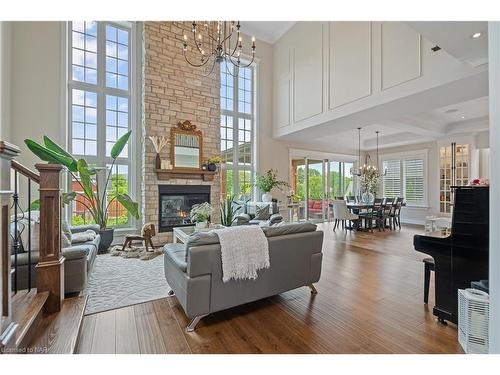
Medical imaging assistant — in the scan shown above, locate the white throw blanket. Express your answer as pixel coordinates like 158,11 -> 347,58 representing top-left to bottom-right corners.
212,225 -> 270,283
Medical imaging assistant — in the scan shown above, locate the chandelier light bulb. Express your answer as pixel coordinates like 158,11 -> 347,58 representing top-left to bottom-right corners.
183,34 -> 187,41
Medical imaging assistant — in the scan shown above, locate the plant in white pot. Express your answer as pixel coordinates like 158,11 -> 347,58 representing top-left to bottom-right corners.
255,169 -> 289,202
24,131 -> 139,252
190,202 -> 213,229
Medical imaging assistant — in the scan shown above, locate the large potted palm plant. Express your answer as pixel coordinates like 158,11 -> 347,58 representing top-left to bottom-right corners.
24,131 -> 139,252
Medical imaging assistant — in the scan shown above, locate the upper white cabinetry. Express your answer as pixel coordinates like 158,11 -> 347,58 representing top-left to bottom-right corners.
272,21 -> 486,137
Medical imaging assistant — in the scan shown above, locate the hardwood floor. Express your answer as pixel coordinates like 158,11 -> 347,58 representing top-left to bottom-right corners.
76,223 -> 463,354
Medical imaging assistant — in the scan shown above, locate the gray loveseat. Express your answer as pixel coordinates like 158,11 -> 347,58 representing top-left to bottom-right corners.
12,224 -> 100,294
163,222 -> 323,331
233,201 -> 284,226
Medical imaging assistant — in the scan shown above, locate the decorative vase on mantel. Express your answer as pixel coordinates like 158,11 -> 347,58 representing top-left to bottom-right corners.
155,153 -> 161,169
262,192 -> 273,202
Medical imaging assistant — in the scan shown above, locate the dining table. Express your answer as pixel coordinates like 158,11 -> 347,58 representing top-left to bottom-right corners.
345,202 -> 374,230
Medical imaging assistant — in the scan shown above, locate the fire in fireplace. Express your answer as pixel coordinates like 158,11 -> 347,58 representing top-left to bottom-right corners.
158,185 -> 210,232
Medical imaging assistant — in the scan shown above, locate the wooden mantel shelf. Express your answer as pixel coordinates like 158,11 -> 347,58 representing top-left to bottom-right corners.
156,168 -> 216,181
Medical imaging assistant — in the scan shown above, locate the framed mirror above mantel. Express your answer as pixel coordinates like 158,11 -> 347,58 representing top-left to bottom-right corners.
156,120 -> 216,181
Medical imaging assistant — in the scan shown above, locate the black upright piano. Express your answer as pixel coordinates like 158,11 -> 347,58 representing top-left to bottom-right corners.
413,186 -> 489,324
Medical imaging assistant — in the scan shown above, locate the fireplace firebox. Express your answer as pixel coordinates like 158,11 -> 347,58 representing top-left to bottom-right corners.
158,185 -> 210,232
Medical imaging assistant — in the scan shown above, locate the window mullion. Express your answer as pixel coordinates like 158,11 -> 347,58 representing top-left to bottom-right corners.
96,22 -> 107,169
233,72 -> 239,195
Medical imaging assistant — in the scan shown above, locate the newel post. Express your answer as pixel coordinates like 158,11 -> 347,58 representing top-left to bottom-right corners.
35,164 -> 64,313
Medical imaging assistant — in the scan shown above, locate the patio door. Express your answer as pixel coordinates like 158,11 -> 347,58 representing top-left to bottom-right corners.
306,159 -> 325,221
291,157 -> 355,222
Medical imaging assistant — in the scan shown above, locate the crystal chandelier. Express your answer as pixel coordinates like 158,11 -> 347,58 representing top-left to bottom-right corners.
182,21 -> 256,76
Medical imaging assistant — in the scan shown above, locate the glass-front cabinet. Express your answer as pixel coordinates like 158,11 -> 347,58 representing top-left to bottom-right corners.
439,143 -> 469,214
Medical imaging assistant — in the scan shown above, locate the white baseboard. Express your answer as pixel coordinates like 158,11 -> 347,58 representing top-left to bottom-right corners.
401,218 -> 425,226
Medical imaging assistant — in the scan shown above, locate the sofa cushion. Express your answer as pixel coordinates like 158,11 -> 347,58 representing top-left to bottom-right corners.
262,222 -> 317,238
186,231 -> 220,247
62,246 -> 89,261
254,204 -> 270,220
163,243 -> 188,272
62,221 -> 73,242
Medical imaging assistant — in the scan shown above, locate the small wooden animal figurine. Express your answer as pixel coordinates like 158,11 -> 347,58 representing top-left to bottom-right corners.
121,222 -> 156,252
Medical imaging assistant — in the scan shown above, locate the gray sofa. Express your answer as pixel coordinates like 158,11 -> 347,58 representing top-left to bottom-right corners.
163,222 -> 323,331
233,201 -> 284,226
11,224 -> 99,294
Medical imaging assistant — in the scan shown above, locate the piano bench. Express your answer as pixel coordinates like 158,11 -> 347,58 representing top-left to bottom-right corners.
423,257 -> 435,304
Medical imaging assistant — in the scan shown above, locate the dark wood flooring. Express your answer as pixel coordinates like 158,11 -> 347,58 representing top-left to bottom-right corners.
76,223 -> 463,354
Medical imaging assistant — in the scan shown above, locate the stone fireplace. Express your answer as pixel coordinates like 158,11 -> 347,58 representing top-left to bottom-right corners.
158,185 -> 210,232
142,21 -> 221,244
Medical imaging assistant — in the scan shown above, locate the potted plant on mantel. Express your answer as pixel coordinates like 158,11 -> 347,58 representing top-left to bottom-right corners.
206,156 -> 222,172
24,131 -> 140,252
255,169 -> 289,202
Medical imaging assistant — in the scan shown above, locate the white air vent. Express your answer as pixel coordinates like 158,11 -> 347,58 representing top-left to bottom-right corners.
458,288 -> 489,354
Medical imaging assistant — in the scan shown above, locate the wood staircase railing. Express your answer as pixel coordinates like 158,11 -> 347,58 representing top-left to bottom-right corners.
0,140 -> 64,353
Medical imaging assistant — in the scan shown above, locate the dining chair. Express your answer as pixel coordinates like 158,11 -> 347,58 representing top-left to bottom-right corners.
382,197 -> 396,230
358,198 -> 384,231
391,197 -> 405,230
332,200 -> 359,231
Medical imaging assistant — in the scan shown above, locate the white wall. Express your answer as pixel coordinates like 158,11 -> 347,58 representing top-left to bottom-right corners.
0,22 -> 11,141
376,133 -> 487,225
246,33 -> 358,202
8,22 -> 66,169
273,21 -> 488,140
376,141 -> 438,224
488,21 -> 500,354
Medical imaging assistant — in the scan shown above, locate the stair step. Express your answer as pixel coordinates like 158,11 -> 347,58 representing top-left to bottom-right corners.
28,295 -> 88,354
11,289 -> 49,349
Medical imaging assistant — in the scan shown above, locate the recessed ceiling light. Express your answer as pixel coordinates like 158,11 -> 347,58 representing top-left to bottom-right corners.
472,32 -> 483,39
461,116 -> 466,119
445,108 -> 458,113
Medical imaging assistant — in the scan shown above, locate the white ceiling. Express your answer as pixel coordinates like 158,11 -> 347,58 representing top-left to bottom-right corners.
406,21 -> 488,67
241,21 -> 295,44
308,96 -> 489,151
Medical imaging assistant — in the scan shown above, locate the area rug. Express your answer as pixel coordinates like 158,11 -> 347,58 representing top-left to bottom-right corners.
83,250 -> 170,315
109,244 -> 163,260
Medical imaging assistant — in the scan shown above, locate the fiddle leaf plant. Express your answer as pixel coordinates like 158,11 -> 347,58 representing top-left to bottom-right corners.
24,131 -> 139,230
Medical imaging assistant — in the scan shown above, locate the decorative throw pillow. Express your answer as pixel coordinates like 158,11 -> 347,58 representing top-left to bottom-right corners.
62,221 -> 72,243
61,231 -> 72,248
254,205 -> 270,220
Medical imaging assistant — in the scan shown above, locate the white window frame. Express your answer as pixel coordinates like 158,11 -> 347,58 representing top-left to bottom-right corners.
66,21 -> 139,229
380,149 -> 429,208
220,60 -> 256,198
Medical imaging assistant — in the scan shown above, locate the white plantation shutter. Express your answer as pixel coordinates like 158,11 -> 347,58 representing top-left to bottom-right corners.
383,160 -> 401,198
404,159 -> 424,205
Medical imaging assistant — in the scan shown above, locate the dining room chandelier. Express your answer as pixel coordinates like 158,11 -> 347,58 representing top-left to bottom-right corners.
354,127 -> 386,176
182,21 -> 256,76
